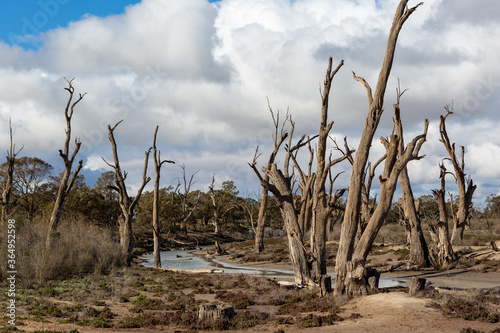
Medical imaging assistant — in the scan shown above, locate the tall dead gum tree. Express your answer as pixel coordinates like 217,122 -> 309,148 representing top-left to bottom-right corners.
334,0 -> 423,297
310,57 -> 349,285
103,120 -> 151,266
340,99 -> 428,296
46,78 -> 85,248
152,125 -> 174,268
1,119 -> 23,225
439,106 -> 476,245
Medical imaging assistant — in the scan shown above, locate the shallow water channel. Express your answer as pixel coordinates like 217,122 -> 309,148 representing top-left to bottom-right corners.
141,248 -> 407,288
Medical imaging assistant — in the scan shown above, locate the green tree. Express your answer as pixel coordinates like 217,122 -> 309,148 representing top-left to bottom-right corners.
485,194 -> 500,218
418,195 -> 439,222
14,157 -> 53,222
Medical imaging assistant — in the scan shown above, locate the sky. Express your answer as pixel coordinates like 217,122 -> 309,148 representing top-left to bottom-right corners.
0,0 -> 499,207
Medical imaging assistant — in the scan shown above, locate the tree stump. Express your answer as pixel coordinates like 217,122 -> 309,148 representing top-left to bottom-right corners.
366,267 -> 381,292
198,303 -> 235,323
409,277 -> 426,295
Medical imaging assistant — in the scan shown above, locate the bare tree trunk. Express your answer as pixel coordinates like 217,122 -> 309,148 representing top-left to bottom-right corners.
250,113 -> 314,286
429,164 -> 456,268
267,164 -> 312,286
176,165 -> 198,235
209,176 -> 222,236
395,90 -> 430,269
254,103 -> 288,253
399,169 -> 430,269
334,0 -> 422,297
438,108 -> 476,245
310,58 -> 345,283
103,120 -> 151,266
152,126 -> 174,269
254,186 -> 268,253
46,78 -> 85,248
1,119 -> 23,226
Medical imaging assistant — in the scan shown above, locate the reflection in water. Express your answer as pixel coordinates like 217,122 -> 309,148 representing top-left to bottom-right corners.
141,248 -> 405,288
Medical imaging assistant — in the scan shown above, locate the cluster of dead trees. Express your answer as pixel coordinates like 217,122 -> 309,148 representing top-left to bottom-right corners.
249,0 -> 478,297
0,0 -> 483,299
1,76 -> 251,269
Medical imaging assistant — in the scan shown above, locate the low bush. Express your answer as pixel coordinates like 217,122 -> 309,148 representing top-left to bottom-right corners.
0,217 -> 125,288
445,298 -> 499,323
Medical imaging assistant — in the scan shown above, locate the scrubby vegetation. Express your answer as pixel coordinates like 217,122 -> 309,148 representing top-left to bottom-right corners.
0,217 -> 124,288
0,265 -> 349,331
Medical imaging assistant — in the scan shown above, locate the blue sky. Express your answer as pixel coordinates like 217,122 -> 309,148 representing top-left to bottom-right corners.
0,0 -> 141,48
0,0 -> 498,204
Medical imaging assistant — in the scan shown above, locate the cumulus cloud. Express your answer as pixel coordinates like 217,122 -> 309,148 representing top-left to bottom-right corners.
0,0 -> 499,203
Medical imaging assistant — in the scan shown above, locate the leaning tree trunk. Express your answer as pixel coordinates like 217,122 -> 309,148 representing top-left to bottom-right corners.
334,97 -> 428,296
335,0 -> 422,297
267,164 -> 312,286
46,78 -> 84,248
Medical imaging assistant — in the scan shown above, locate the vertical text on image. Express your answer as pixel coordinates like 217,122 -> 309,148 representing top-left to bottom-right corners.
7,218 -> 16,326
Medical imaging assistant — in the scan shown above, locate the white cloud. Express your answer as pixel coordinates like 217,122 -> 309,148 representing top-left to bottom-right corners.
468,143 -> 500,179
0,0 -> 499,203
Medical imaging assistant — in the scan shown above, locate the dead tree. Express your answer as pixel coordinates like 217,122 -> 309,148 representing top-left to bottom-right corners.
1,119 -> 23,225
394,85 -> 430,269
335,138 -> 385,246
46,78 -> 85,248
208,176 -> 223,236
152,126 -> 174,268
438,106 -> 476,245
296,142 -> 315,236
334,0 -> 422,297
254,104 -> 288,253
208,176 -> 237,236
308,57 -> 352,284
176,164 -> 199,235
429,163 -> 456,267
103,120 -> 151,266
250,116 -> 315,287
